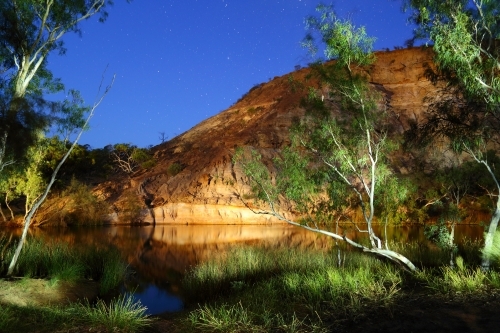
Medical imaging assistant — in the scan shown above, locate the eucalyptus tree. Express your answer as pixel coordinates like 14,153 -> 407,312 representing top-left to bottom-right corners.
235,5 -> 417,271
111,143 -> 155,174
0,0 -> 122,275
403,0 -> 500,269
7,75 -> 114,276
0,0 -> 116,171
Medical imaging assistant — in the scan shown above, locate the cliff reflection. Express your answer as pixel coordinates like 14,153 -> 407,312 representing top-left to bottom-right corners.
118,224 -> 332,286
14,223 -> 484,295
22,225 -> 330,292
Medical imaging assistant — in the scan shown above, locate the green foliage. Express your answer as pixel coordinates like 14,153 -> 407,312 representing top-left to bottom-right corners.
111,143 -> 156,174
482,230 -> 500,264
234,5 -> 419,274
188,302 -> 254,333
167,162 -> 183,176
292,6 -> 398,230
403,1 -> 500,162
180,240 -> 500,332
183,246 -> 338,302
119,191 -> 143,223
49,178 -> 108,225
0,0 -> 115,179
183,246 -> 403,332
233,148 -> 279,205
0,296 -> 151,333
98,249 -> 127,294
0,138 -> 113,224
54,90 -> 91,140
424,218 -> 457,250
0,133 -> 48,218
421,256 -> 488,293
404,0 -> 499,105
303,4 -> 376,68
287,74 -> 305,93
377,176 -> 416,224
274,147 -> 317,212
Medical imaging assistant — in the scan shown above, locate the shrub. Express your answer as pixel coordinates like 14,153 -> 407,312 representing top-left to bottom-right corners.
119,191 -> 143,223
167,162 -> 183,176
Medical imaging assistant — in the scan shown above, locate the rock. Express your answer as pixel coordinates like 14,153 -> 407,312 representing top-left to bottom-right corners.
102,47 -> 441,224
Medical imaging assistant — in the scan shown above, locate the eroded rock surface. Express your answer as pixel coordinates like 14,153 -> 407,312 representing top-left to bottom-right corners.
98,47 -> 440,224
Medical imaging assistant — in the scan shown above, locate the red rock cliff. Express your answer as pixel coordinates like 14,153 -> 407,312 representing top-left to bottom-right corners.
97,47 -> 439,224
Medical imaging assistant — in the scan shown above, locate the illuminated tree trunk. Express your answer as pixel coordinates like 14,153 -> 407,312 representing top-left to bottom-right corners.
7,75 -> 114,276
482,203 -> 500,270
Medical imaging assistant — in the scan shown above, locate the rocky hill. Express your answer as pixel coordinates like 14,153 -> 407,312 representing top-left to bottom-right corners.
96,47 -> 441,225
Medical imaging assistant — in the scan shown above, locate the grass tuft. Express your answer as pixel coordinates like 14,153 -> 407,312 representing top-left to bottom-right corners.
188,302 -> 254,332
83,294 -> 153,333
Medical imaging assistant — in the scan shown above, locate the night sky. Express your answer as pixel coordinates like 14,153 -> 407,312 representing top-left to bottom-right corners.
48,0 -> 414,149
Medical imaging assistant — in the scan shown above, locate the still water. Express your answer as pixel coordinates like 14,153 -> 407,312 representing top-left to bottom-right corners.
2,223 -> 485,315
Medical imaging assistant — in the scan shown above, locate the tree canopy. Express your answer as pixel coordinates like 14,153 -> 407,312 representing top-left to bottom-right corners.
0,0 -> 116,171
403,0 -> 500,269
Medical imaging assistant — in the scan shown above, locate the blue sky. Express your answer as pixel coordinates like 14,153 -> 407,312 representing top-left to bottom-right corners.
48,0 -> 414,149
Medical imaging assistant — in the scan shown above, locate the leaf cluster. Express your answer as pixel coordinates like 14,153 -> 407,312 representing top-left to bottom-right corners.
0,0 -> 112,62
303,4 -> 376,69
404,0 -> 500,106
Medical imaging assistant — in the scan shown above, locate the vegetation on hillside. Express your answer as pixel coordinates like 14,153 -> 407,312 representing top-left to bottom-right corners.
0,0 -> 499,331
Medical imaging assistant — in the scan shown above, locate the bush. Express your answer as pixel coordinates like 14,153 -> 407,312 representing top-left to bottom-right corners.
167,162 -> 183,176
119,191 -> 143,223
35,178 -> 108,226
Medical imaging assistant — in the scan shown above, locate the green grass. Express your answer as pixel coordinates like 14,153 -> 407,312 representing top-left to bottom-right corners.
0,296 -> 152,333
415,256 -> 493,293
180,242 -> 500,332
0,237 -> 150,333
0,303 -> 77,333
182,246 -> 404,332
183,246 -> 341,301
83,294 -> 153,332
1,238 -> 127,293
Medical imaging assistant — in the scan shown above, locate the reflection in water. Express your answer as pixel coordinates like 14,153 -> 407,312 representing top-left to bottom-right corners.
3,223 -> 485,315
127,285 -> 183,315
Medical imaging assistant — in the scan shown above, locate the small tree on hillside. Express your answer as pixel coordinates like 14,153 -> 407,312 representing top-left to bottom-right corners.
111,144 -> 155,174
234,5 -> 417,271
403,0 -> 500,270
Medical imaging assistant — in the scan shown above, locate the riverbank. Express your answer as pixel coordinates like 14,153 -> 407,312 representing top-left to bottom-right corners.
2,274 -> 499,333
2,230 -> 499,332
159,243 -> 500,332
0,279 -> 151,333
0,238 -> 152,333
149,291 -> 500,333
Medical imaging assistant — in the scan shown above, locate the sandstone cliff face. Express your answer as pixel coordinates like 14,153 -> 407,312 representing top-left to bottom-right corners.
98,47 -> 439,224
